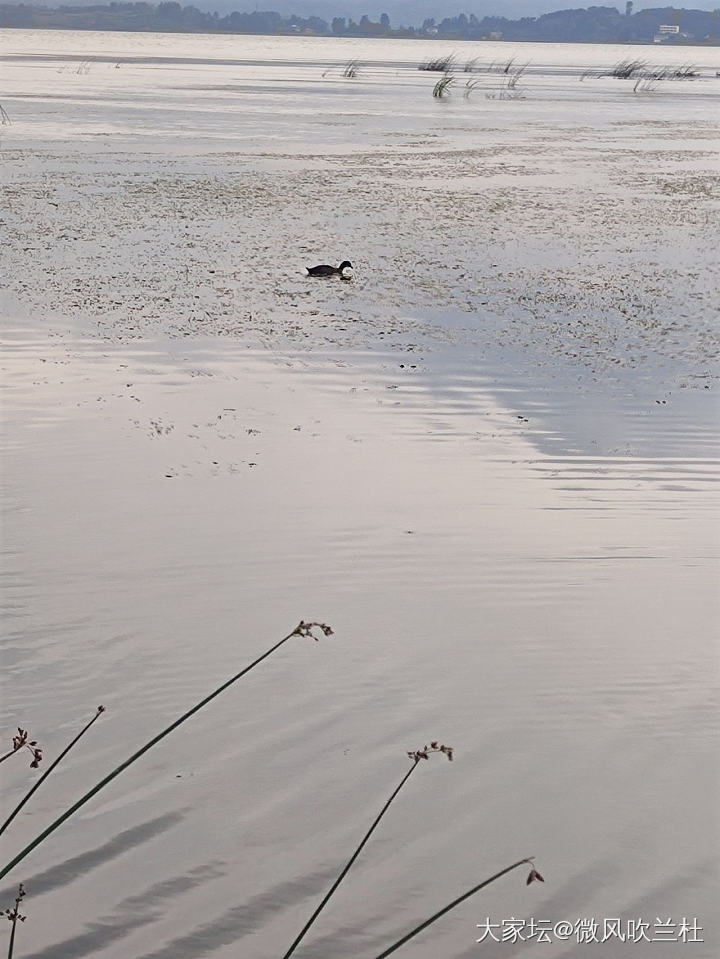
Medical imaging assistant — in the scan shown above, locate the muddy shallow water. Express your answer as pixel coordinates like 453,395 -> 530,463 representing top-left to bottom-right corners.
1,30 -> 719,959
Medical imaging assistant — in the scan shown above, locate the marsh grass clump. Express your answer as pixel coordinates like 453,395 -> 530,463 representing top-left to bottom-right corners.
464,56 -> 480,73
322,60 -> 361,79
432,73 -> 455,98
507,69 -> 526,91
644,63 -> 699,80
0,104 -> 11,126
487,56 -> 518,75
584,60 -> 700,85
670,64 -> 699,79
633,77 -> 660,94
487,63 -> 528,100
610,58 -> 647,79
463,78 -> 482,99
420,54 -> 456,72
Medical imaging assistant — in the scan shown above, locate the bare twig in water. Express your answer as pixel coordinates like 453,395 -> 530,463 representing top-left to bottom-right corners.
3,884 -> 26,959
282,742 -> 453,959
373,858 -> 545,957
0,621 -> 332,882
0,707 -> 106,838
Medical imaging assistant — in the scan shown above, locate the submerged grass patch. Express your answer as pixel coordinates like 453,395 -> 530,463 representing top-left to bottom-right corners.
432,73 -> 455,98
582,60 -> 701,83
420,53 -> 456,72
342,58 -> 360,79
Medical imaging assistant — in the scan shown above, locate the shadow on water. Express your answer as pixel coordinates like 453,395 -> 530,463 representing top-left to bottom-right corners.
0,810 -> 186,901
21,862 -> 223,959
280,915 -> 425,959
133,865 -> 346,958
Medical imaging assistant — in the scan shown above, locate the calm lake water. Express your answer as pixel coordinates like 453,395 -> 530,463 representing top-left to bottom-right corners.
1,29 -> 719,959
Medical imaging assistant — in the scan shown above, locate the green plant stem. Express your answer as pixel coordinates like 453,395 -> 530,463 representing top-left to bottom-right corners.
0,708 -> 105,839
373,857 -> 534,958
5,884 -> 24,959
282,759 -> 421,959
0,623 -> 307,882
7,916 -> 18,959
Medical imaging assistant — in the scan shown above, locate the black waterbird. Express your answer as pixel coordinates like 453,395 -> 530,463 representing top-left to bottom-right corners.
306,260 -> 353,277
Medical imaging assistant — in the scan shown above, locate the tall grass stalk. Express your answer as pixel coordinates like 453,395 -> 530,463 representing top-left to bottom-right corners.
3,884 -> 25,959
282,743 -> 453,959
372,857 -> 543,957
0,621 -> 332,882
0,707 -> 105,839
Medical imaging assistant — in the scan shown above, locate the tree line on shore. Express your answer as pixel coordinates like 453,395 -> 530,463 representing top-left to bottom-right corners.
1,3 -> 718,43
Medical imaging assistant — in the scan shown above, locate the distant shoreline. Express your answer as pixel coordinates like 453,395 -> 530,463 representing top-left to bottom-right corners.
1,3 -> 719,46
1,25 -> 718,49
